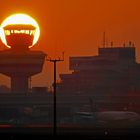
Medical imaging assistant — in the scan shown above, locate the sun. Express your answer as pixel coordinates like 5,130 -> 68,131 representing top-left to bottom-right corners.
0,13 -> 40,48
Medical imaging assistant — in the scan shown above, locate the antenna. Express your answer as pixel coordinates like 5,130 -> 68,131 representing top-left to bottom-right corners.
103,32 -> 106,48
111,41 -> 113,47
123,43 -> 126,47
129,41 -> 132,47
62,51 -> 65,60
132,42 -> 135,47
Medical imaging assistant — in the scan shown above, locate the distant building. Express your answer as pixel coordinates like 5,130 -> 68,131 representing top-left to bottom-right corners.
0,85 -> 10,93
57,45 -> 140,96
32,87 -> 49,95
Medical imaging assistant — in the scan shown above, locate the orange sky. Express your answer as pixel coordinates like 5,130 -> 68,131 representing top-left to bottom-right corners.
0,0 -> 140,87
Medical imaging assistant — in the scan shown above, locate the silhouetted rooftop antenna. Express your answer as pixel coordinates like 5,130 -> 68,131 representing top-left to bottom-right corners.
103,32 -> 106,48
103,31 -> 108,48
129,41 -> 134,47
123,43 -> 126,48
111,41 -> 113,47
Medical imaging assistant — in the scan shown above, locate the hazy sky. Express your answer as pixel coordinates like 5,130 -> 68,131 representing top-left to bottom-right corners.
0,0 -> 140,87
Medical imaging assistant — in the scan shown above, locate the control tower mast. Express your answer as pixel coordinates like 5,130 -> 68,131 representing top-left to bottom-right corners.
0,14 -> 46,94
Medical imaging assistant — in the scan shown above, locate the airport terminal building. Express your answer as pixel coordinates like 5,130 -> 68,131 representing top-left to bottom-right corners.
57,44 -> 140,97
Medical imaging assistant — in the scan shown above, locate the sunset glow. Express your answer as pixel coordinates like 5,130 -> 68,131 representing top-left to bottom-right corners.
0,13 -> 40,48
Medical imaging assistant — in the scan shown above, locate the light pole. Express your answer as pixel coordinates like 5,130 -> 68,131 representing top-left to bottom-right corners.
46,52 -> 64,136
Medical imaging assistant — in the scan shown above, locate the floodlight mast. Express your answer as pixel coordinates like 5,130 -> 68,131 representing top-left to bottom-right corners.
46,52 -> 64,136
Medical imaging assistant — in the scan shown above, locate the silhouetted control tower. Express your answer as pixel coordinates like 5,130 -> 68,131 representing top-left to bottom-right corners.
0,24 -> 46,94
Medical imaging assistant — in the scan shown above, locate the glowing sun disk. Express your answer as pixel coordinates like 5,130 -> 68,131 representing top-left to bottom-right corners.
0,13 -> 40,48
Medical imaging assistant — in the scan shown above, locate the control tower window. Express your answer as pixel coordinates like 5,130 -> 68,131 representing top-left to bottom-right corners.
25,30 -> 30,34
11,30 -> 14,33
29,30 -> 33,35
5,30 -> 35,35
4,30 -> 10,35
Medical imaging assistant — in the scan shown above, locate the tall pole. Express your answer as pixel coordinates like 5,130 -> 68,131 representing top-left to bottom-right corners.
53,60 -> 56,136
46,52 -> 64,136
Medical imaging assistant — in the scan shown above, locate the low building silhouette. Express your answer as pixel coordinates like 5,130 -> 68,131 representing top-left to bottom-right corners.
32,86 -> 49,95
0,85 -> 10,93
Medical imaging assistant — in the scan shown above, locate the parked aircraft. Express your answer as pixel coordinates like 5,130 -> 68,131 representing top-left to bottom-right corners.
74,111 -> 140,128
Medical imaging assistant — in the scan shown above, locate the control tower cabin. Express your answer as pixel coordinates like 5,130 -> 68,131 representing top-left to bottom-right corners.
0,24 -> 46,94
